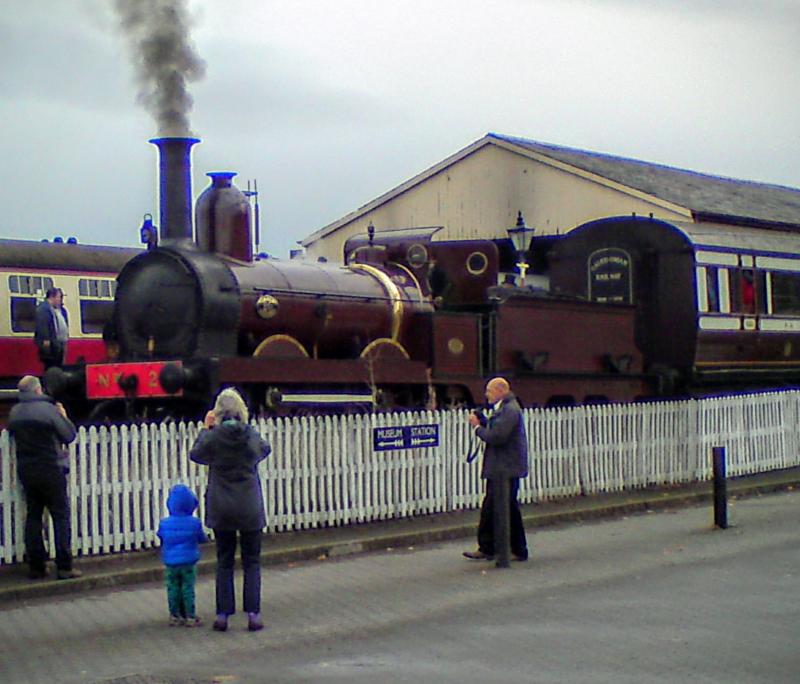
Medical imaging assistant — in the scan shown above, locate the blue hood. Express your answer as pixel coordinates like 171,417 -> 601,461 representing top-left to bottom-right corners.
167,484 -> 198,516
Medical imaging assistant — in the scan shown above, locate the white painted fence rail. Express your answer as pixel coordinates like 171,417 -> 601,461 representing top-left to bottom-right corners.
2,391 -> 800,564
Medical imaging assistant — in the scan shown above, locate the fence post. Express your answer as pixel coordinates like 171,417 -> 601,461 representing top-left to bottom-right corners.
712,446 -> 728,529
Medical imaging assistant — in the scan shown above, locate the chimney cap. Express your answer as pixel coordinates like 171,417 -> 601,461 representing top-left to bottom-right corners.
148,136 -> 201,146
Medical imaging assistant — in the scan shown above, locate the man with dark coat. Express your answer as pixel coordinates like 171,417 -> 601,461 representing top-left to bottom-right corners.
464,377 -> 529,561
34,287 -> 69,370
8,375 -> 80,579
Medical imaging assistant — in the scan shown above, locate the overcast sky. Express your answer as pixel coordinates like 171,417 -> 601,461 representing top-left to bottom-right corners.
1,0 -> 798,258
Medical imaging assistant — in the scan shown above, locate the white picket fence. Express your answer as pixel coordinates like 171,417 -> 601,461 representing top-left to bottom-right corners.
2,390 -> 800,565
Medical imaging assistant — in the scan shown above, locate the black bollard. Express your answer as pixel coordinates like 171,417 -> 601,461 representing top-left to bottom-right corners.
492,477 -> 511,568
712,446 -> 728,529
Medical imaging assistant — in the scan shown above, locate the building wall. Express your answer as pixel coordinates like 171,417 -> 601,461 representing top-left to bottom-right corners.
306,144 -> 689,262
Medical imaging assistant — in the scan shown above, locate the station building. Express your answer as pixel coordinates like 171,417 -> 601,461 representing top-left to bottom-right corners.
300,132 -> 800,263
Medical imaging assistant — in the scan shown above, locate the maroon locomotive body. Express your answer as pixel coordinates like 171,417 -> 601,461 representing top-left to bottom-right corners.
44,137 -> 649,421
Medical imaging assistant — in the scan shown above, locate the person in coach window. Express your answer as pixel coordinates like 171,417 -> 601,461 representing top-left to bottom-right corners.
464,377 -> 529,562
34,287 -> 69,370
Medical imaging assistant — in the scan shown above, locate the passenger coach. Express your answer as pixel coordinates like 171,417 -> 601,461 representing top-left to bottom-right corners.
0,238 -> 139,392
550,215 -> 800,392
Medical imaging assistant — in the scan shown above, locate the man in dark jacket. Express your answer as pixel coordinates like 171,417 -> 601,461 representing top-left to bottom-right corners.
8,375 -> 80,579
34,287 -> 69,370
464,377 -> 529,561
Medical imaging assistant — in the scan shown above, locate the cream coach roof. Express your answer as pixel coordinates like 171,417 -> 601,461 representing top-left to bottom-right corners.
301,133 -> 800,262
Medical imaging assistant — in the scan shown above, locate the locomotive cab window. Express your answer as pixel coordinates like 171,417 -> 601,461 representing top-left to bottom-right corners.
466,251 -> 488,276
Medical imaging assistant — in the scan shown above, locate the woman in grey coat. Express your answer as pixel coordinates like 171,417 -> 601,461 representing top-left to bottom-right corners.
190,388 -> 271,632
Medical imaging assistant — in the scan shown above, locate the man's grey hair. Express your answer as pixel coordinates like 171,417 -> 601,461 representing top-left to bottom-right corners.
213,387 -> 249,423
17,375 -> 41,393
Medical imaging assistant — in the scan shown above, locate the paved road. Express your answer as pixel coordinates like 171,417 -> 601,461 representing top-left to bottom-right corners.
0,492 -> 798,683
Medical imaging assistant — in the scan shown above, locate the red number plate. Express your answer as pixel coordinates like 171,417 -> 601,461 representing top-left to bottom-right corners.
86,362 -> 181,399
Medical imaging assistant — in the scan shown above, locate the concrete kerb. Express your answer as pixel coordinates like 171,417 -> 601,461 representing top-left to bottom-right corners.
1,468 -> 798,604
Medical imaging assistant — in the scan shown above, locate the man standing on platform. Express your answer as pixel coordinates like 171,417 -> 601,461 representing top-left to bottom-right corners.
34,287 -> 69,370
8,375 -> 80,579
464,377 -> 529,562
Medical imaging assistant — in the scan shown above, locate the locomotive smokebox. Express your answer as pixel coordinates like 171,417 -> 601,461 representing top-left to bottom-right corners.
195,172 -> 253,261
149,136 -> 200,243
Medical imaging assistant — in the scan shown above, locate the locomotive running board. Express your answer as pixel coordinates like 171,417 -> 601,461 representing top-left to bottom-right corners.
217,356 -> 431,385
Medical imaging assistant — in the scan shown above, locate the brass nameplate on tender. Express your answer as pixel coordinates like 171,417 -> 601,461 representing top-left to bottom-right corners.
256,294 -> 279,319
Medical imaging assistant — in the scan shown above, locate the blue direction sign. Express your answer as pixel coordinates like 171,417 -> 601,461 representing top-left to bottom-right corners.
373,424 -> 440,451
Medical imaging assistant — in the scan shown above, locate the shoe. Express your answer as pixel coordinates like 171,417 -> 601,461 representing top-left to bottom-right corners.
247,613 -> 264,632
56,568 -> 83,580
462,550 -> 494,560
512,553 -> 529,562
185,616 -> 202,628
169,615 -> 184,627
27,568 -> 48,580
212,615 -> 228,632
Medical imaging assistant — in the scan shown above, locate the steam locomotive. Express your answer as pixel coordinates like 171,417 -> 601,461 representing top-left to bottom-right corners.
42,137 -> 800,422
43,138 -> 648,422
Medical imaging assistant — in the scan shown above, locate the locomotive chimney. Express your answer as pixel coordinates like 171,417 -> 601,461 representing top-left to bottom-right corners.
150,136 -> 200,243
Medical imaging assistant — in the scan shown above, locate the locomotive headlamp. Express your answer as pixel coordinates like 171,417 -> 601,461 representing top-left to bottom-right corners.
507,210 -> 534,284
139,214 -> 158,250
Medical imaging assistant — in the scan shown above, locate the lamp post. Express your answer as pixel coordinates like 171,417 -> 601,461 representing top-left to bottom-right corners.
507,211 -> 534,285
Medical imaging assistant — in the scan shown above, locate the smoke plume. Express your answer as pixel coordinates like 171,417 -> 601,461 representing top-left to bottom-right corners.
115,0 -> 206,136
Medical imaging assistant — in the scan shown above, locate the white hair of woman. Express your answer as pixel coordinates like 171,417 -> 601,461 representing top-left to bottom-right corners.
213,388 -> 249,423
18,375 -> 42,393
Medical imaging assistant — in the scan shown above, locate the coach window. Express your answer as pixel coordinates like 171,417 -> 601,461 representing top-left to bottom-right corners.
78,278 -> 116,334
8,274 -> 54,332
731,269 -> 758,314
10,298 -> 37,332
80,300 -> 114,334
703,267 -> 720,312
9,274 -> 54,296
770,272 -> 800,316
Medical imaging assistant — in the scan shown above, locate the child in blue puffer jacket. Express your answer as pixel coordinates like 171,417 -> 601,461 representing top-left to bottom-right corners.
157,484 -> 207,626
